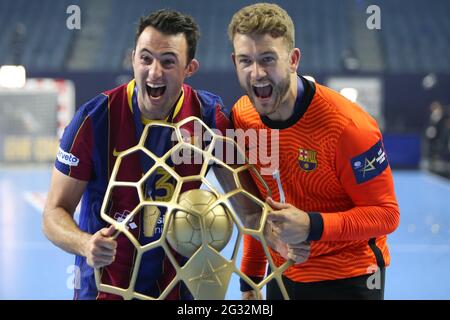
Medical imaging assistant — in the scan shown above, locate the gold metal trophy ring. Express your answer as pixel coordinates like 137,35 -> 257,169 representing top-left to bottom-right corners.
94,116 -> 293,300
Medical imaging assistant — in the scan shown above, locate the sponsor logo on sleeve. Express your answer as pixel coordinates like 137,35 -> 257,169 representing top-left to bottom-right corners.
56,147 -> 80,167
351,139 -> 388,184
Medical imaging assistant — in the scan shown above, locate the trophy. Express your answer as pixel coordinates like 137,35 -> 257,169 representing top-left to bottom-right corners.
94,116 -> 292,299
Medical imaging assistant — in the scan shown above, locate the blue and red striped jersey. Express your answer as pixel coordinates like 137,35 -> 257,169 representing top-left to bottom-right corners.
56,80 -> 231,299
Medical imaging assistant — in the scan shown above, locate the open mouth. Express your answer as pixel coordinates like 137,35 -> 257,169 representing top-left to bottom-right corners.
146,84 -> 166,98
252,83 -> 273,99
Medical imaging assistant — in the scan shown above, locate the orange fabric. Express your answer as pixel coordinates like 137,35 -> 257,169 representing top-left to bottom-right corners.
241,234 -> 268,278
233,80 -> 399,282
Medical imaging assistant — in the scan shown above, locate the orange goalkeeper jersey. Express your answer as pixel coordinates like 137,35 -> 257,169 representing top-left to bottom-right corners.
231,76 -> 399,283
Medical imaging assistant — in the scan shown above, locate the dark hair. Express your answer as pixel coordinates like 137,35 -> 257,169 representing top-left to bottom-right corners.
135,9 -> 199,62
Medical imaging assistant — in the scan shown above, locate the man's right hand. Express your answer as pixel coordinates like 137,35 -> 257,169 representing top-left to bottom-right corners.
84,225 -> 117,268
242,290 -> 263,300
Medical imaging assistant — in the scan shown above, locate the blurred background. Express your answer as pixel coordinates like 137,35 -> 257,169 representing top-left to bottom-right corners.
0,0 -> 449,299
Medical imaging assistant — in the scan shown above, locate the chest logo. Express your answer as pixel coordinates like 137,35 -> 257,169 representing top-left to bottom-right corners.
298,148 -> 318,172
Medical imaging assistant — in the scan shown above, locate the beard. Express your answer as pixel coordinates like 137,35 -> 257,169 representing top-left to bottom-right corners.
245,73 -> 291,117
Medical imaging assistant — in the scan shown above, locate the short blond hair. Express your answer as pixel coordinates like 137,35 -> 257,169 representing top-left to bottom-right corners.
228,3 -> 295,50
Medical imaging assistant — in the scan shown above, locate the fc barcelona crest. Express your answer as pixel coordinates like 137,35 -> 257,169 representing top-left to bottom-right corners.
298,148 -> 318,172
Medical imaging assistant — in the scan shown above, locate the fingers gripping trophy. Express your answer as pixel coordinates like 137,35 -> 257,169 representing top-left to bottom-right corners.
94,116 -> 293,300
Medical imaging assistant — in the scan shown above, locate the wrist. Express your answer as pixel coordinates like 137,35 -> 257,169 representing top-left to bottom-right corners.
78,232 -> 91,257
306,212 -> 323,241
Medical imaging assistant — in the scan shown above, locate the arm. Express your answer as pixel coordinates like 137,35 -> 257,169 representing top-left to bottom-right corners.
317,122 -> 400,241
43,168 -> 88,255
42,168 -> 117,267
267,121 -> 400,244
239,234 -> 267,300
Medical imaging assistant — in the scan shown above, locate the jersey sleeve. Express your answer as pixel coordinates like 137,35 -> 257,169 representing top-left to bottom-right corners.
197,90 -> 238,170
241,234 -> 267,276
55,105 -> 94,181
230,104 -> 241,129
197,90 -> 233,134
309,118 -> 400,242
239,233 -> 267,292
214,103 -> 233,134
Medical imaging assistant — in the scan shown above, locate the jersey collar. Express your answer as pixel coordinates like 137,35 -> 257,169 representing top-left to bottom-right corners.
259,75 -> 315,130
126,79 -> 184,124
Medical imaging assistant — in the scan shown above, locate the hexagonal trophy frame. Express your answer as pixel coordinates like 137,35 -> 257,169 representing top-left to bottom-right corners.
94,116 -> 292,300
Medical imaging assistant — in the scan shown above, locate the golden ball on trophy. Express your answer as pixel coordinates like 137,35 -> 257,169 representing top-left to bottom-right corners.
167,189 -> 233,257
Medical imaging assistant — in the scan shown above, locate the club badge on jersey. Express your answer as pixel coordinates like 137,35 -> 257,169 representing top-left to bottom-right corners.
298,148 -> 318,172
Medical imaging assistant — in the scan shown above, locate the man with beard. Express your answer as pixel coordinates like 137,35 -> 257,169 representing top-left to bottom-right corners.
42,9 -> 232,300
228,3 -> 399,300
